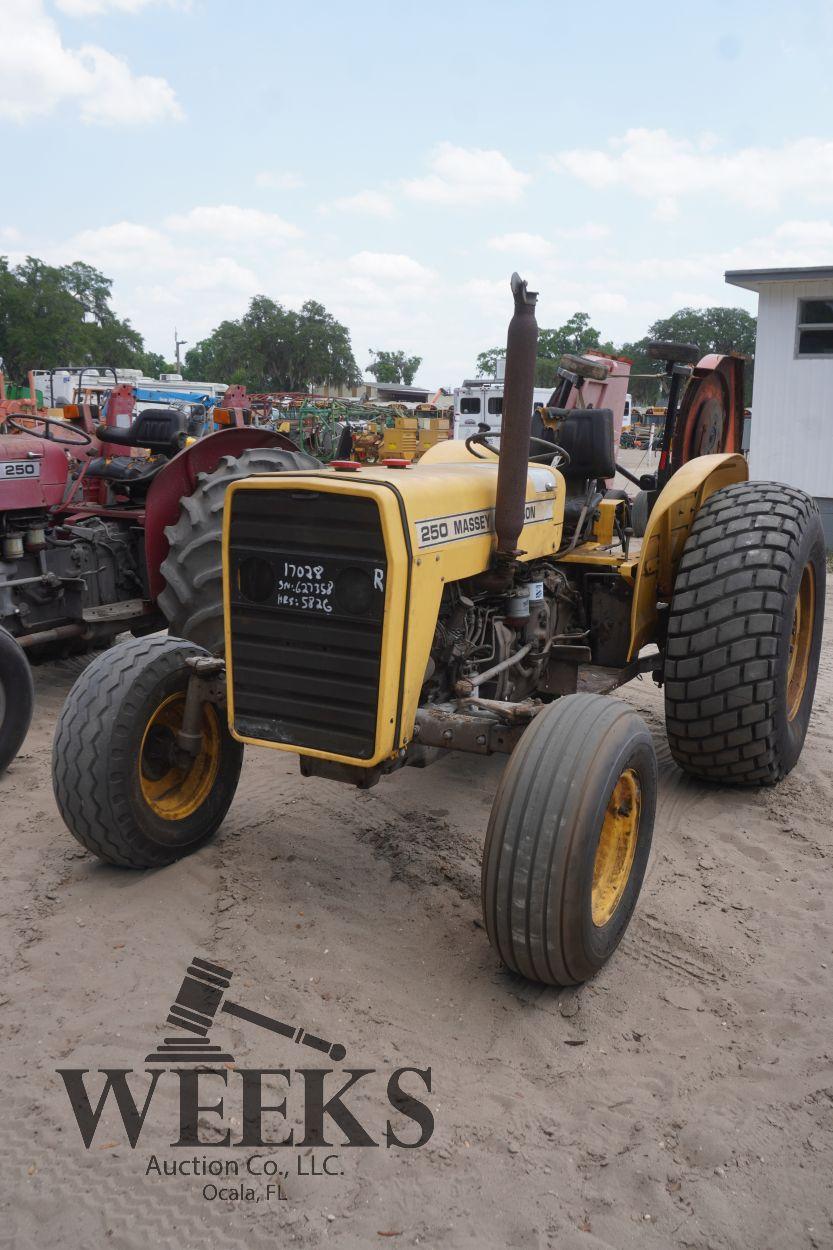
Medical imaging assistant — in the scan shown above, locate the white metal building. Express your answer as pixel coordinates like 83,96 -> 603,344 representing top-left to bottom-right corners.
725,266 -> 833,546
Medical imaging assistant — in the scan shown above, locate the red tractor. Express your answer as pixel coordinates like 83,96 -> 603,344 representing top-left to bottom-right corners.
0,375 -> 317,771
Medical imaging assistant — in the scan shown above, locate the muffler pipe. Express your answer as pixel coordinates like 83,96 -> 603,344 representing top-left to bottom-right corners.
494,272 -> 538,570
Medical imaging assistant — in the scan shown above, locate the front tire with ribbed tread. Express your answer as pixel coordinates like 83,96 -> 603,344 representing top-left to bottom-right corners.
158,446 -> 320,653
52,635 -> 243,867
482,693 -> 657,986
664,481 -> 826,785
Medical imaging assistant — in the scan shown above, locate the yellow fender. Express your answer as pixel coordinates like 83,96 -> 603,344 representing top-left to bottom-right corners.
627,454 -> 748,660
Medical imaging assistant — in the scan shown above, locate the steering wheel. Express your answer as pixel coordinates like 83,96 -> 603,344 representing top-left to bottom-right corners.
5,414 -> 93,447
465,430 -> 571,467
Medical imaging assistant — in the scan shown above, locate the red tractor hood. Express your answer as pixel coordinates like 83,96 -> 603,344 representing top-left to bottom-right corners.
0,435 -> 69,509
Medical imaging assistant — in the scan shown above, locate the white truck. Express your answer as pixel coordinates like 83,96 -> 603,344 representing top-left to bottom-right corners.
452,381 -> 554,440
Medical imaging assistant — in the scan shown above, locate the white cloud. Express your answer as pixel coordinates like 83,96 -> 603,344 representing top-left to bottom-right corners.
550,128 -> 833,214
56,0 -> 178,14
255,170 -> 305,191
487,232 -> 553,258
0,0 -> 182,125
771,219 -> 833,247
74,46 -> 182,125
165,205 -> 302,242
402,142 -> 530,205
346,251 -> 433,284
556,223 -> 610,240
68,221 -> 175,271
180,258 -> 258,294
327,190 -> 395,218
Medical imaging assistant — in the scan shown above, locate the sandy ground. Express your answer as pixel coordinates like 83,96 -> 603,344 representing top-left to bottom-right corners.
2,455 -> 833,1250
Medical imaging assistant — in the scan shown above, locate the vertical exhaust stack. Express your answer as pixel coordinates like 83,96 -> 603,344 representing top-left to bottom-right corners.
493,272 -> 539,574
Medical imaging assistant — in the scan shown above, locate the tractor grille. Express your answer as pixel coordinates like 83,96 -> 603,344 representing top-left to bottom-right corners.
227,486 -> 387,759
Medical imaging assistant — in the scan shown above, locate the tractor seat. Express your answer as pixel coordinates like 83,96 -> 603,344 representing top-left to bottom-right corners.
541,407 -> 616,480
85,454 -> 167,495
96,407 -> 188,456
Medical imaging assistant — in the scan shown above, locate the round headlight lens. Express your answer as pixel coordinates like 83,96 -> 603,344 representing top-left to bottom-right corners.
238,556 -> 275,603
334,566 -> 374,615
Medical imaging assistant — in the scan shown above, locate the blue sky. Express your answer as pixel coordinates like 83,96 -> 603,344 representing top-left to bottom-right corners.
2,0 -> 833,384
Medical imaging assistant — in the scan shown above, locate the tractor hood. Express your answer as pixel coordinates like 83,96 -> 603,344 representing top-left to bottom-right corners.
0,434 -> 69,509
221,450 -> 565,768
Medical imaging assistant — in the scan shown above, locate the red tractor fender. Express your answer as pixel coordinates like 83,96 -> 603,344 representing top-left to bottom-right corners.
143,427 -> 299,599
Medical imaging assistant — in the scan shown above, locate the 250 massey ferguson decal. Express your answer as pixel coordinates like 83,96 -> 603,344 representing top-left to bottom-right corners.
414,499 -> 554,549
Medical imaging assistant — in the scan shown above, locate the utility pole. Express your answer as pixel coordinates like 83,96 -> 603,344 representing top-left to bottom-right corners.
174,328 -> 188,373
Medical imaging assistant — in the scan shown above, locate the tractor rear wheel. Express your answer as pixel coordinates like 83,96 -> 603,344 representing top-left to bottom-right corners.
0,627 -> 34,773
52,635 -> 243,867
158,446 -> 320,653
664,482 -> 826,784
482,693 -> 657,986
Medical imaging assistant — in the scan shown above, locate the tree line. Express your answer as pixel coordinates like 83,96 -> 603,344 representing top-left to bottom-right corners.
477,306 -> 757,403
0,254 -> 756,400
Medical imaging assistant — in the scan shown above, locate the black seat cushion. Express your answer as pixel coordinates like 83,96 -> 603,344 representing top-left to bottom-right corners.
86,455 -> 166,495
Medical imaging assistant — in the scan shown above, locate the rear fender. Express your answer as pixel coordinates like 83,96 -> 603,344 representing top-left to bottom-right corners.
144,427 -> 300,599
627,453 -> 748,659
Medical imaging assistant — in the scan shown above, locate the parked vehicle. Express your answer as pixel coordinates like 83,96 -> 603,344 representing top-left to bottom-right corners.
0,374 -> 316,771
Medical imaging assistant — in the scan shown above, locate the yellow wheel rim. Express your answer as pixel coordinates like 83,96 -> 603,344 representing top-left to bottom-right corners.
592,768 -> 641,927
139,693 -> 221,821
787,564 -> 815,722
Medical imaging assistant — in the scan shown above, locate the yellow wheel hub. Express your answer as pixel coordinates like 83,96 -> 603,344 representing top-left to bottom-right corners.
139,693 -> 221,821
592,768 -> 641,927
787,564 -> 815,722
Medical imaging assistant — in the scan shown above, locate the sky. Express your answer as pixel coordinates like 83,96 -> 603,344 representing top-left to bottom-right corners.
2,0 -> 833,386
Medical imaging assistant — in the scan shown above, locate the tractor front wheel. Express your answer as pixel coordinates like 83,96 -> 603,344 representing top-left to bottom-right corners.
664,482 -> 826,784
52,635 -> 243,867
482,693 -> 657,986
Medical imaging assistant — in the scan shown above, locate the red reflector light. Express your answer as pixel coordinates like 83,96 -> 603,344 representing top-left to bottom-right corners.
330,460 -> 361,472
381,458 -> 409,468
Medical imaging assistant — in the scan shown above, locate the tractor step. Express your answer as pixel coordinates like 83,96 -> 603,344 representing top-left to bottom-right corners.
82,599 -> 155,623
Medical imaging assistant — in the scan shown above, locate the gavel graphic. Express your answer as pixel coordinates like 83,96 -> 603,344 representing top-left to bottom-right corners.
145,956 -> 346,1065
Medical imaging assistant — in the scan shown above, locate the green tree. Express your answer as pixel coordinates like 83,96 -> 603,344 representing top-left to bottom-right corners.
0,255 -> 144,381
184,297 -> 361,392
138,351 -> 177,377
477,311 -> 615,388
623,306 -> 756,404
366,349 -> 422,385
475,346 -> 503,378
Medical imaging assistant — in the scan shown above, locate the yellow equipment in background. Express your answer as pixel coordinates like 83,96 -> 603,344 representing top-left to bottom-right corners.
352,404 -> 450,463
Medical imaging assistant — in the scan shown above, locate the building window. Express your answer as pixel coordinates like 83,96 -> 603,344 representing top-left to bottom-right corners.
487,396 -> 503,415
796,297 -> 833,356
460,396 -> 481,414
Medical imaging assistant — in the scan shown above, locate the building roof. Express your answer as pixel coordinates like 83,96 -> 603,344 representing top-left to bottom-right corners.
375,382 -> 430,400
725,265 -> 833,291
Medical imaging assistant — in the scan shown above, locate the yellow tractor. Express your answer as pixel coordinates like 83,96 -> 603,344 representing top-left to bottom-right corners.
53,276 -> 826,987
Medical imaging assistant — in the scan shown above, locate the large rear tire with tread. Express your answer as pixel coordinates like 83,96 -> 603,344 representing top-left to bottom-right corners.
0,628 -> 34,773
158,447 -> 320,652
482,693 -> 657,986
664,481 -> 826,785
52,635 -> 243,867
